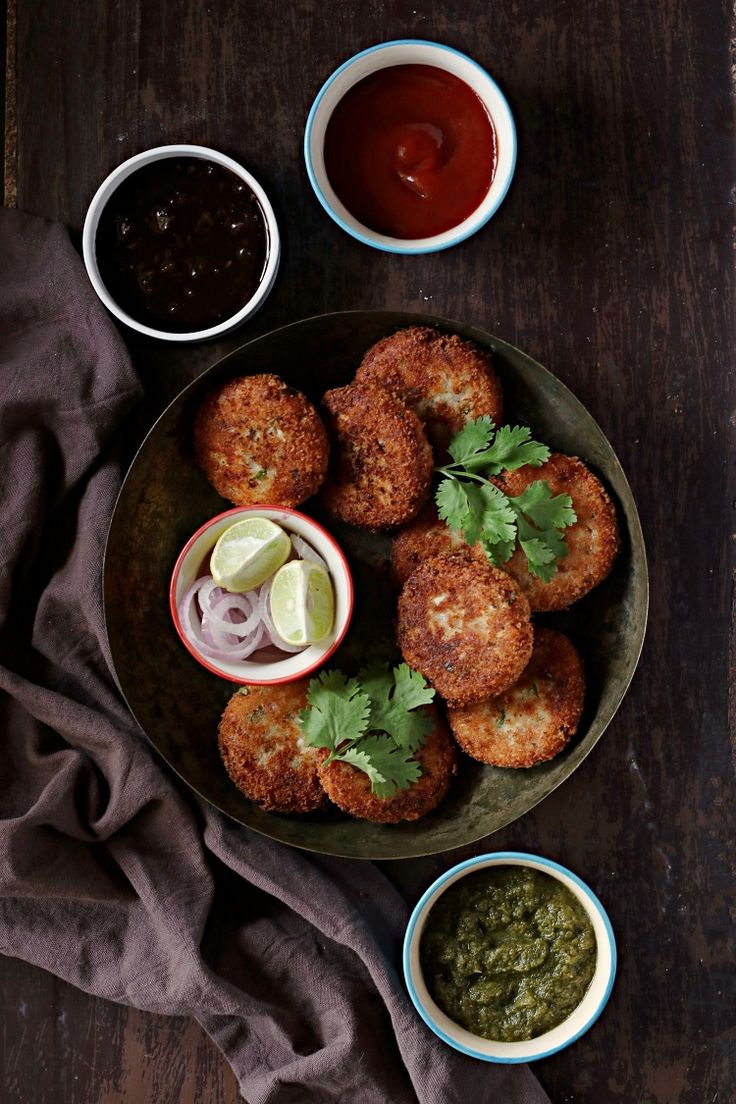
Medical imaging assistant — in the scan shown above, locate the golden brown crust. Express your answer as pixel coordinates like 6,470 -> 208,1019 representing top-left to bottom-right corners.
391,501 -> 486,587
194,374 -> 330,508
320,382 -> 434,530
492,454 -> 620,611
397,550 -> 534,707
448,629 -> 585,768
355,326 -> 503,455
218,682 -> 328,813
317,707 -> 456,823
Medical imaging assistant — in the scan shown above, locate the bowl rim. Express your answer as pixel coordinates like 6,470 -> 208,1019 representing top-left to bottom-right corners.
169,503 -> 354,685
403,851 -> 617,1061
82,142 -> 281,342
304,39 -> 517,254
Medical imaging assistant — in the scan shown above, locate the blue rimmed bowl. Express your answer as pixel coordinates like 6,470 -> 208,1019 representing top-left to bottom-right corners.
403,852 -> 617,1062
304,40 -> 516,254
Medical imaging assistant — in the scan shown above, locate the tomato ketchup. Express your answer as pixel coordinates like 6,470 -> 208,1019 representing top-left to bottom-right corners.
323,64 -> 497,240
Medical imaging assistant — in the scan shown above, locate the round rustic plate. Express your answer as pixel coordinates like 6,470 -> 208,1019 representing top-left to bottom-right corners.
104,311 -> 648,859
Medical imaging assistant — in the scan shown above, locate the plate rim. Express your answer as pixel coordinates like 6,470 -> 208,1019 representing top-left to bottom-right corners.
103,309 -> 649,859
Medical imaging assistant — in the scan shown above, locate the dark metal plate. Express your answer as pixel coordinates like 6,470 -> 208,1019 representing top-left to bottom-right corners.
103,311 -> 648,859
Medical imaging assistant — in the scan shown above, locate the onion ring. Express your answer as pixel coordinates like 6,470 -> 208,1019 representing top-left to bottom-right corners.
290,534 -> 328,570
178,565 -> 310,663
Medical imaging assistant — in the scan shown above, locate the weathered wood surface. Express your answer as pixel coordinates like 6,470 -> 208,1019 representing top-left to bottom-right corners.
2,0 -> 734,1100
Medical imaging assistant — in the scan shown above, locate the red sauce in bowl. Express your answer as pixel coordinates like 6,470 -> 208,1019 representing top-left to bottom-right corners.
323,64 -> 497,240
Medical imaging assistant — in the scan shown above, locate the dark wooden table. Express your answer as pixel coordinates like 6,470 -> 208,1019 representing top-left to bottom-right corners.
2,1 -> 734,1101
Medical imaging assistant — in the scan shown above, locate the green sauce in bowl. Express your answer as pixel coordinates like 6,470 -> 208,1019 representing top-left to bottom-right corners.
419,865 -> 597,1042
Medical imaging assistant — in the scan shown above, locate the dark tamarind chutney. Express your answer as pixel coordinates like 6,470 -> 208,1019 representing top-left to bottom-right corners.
95,158 -> 268,332
324,65 -> 497,240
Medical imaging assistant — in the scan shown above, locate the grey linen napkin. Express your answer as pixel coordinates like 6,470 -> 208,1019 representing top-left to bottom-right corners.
0,208 -> 550,1104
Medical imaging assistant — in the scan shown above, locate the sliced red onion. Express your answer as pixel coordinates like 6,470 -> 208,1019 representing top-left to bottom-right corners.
207,593 -> 260,638
290,533 -> 328,571
178,569 -> 309,663
199,614 -> 217,648
180,575 -> 216,613
178,576 -> 258,657
202,609 -> 255,650
180,591 -> 263,661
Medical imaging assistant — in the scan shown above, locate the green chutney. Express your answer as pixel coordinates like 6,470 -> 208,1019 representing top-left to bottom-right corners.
419,865 -> 597,1042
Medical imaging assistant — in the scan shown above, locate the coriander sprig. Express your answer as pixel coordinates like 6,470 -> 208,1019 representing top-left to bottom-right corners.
435,417 -> 577,583
299,664 -> 435,798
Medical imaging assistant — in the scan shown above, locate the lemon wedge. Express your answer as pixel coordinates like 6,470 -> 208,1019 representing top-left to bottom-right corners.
210,517 -> 291,593
269,559 -> 335,646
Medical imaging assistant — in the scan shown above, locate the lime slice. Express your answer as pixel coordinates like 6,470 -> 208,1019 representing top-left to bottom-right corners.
210,517 -> 291,593
269,560 -> 335,646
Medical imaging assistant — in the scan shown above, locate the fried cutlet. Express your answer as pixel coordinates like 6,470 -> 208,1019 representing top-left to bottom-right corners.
397,550 -> 534,707
493,454 -> 620,611
194,374 -> 329,508
447,629 -> 585,767
355,326 -> 503,454
317,706 -> 456,823
320,381 -> 433,530
218,682 -> 328,813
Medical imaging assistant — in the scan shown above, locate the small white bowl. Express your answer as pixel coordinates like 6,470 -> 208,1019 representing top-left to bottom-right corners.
169,505 -> 353,685
304,40 -> 516,254
403,852 -> 616,1062
82,144 -> 280,342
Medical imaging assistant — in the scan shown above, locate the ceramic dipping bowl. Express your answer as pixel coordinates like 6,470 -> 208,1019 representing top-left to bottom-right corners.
169,505 -> 353,685
304,39 -> 516,253
82,143 -> 280,340
403,851 -> 617,1061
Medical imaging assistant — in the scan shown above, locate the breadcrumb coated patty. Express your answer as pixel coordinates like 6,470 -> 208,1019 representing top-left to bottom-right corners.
355,326 -> 503,454
391,501 -> 486,586
397,550 -> 534,708
218,682 -> 327,814
447,629 -> 585,768
320,381 -> 434,530
493,454 -> 620,611
317,707 -> 456,823
194,374 -> 329,508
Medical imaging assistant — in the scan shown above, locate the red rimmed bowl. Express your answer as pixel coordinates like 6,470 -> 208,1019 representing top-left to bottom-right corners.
169,505 -> 353,686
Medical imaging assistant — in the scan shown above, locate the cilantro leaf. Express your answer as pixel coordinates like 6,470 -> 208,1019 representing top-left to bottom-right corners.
442,418 -> 552,476
347,734 -> 423,797
477,425 -> 550,474
460,483 -> 487,545
299,665 -> 434,797
510,481 -> 577,530
436,420 -> 577,583
312,669 -> 362,696
478,483 -> 517,545
354,662 -> 391,704
525,559 -> 557,583
299,671 -> 370,754
511,484 -> 575,579
436,476 -> 473,532
519,537 -> 557,581
358,663 -> 435,752
480,531 -> 516,566
390,663 -> 436,713
447,415 -> 495,465
516,518 -> 569,563
337,745 -> 387,791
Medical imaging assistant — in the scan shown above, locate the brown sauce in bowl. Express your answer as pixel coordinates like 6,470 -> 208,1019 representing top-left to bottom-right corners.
95,157 -> 269,333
